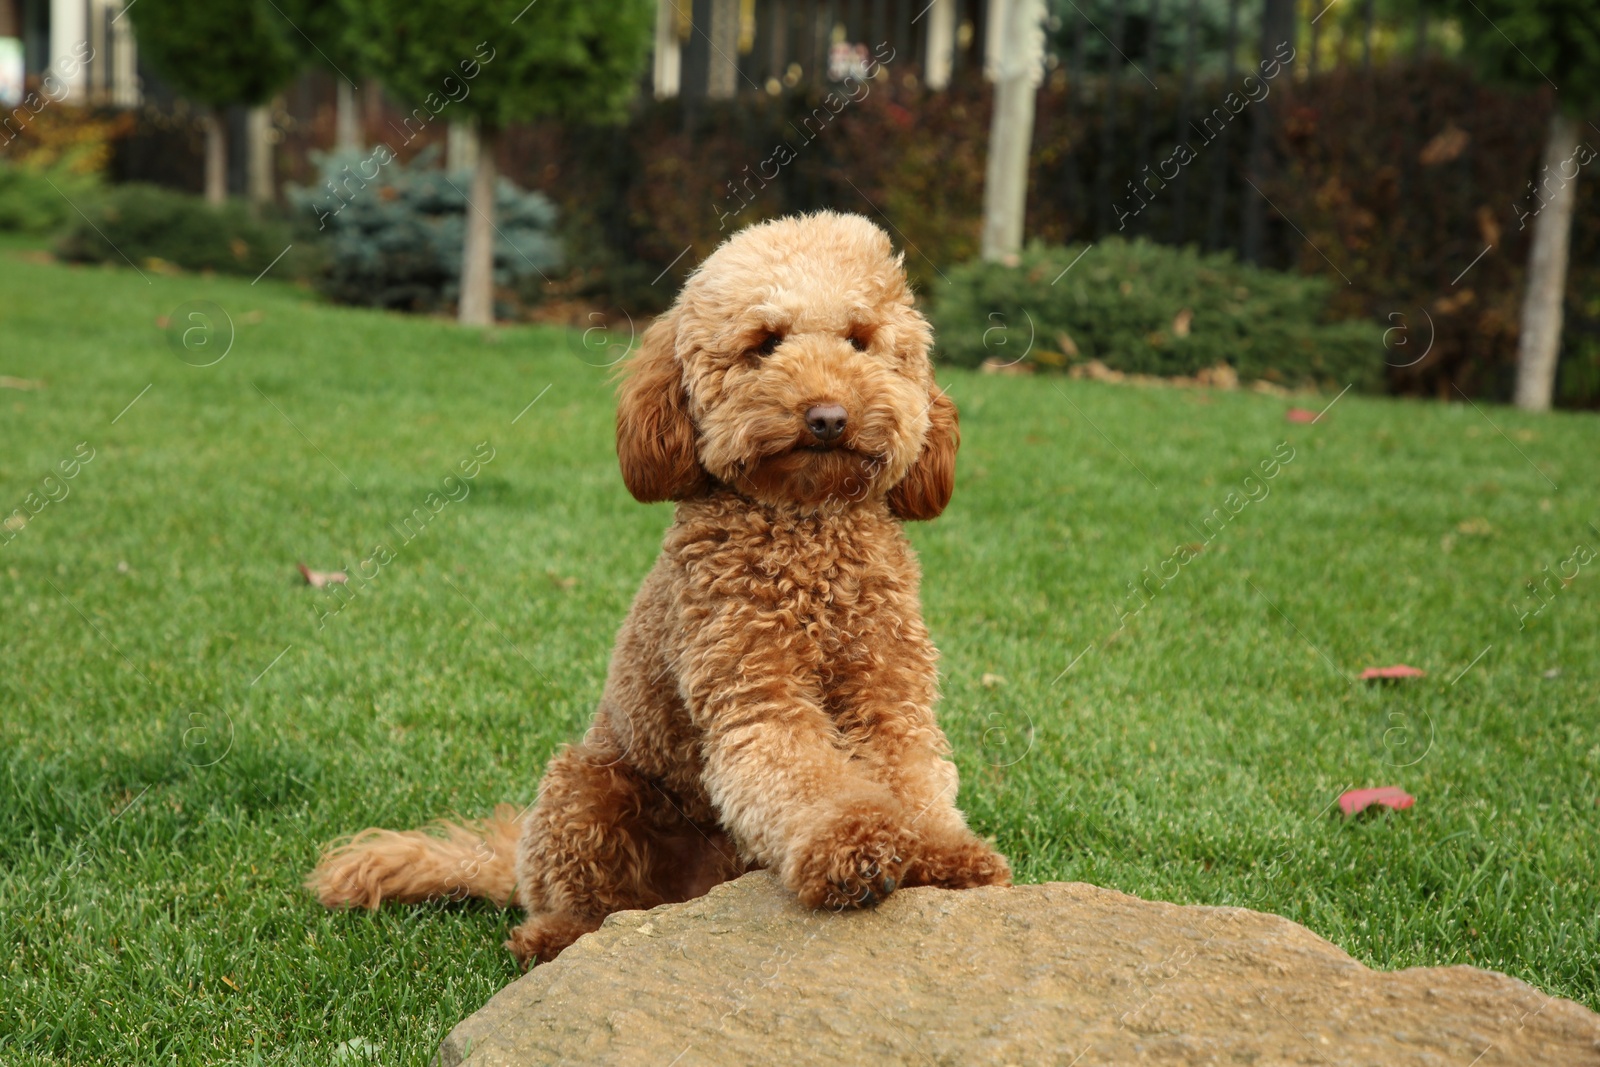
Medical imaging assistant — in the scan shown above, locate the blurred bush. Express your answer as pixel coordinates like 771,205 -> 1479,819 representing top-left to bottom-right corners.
505,81 -> 989,309
286,148 -> 561,313
1265,61 -> 1553,402
928,238 -> 1383,392
0,102 -> 131,174
0,104 -> 133,234
0,161 -> 100,234
53,183 -> 318,278
1558,293 -> 1600,407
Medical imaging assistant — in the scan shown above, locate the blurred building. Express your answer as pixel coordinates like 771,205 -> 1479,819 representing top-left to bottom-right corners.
650,0 -> 994,99
0,0 -> 139,107
1,0 -> 994,111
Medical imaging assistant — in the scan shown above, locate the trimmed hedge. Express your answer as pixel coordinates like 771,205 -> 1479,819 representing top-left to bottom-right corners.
929,238 -> 1384,392
53,184 -> 316,278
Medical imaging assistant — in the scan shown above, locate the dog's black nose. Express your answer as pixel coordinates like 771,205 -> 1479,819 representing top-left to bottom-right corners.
805,403 -> 847,443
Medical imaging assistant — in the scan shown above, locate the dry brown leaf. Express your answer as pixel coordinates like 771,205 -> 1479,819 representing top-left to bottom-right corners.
1338,785 -> 1415,815
1476,205 -> 1502,248
1359,665 -> 1426,681
980,358 -> 1035,376
1419,124 -> 1469,166
297,562 -> 348,588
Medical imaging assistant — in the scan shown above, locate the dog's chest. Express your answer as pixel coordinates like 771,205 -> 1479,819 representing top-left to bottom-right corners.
752,522 -> 881,636
674,505 -> 918,668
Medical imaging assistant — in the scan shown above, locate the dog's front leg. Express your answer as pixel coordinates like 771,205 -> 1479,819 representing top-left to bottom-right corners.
680,618 -> 912,908
831,660 -> 1013,893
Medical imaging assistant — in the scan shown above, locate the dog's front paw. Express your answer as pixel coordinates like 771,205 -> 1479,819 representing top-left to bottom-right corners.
787,798 -> 914,910
910,829 -> 1012,890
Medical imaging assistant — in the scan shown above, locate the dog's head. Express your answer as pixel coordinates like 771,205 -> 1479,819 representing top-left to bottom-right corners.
616,211 -> 956,520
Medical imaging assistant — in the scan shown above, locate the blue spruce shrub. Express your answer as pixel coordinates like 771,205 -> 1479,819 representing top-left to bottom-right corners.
290,147 -> 561,313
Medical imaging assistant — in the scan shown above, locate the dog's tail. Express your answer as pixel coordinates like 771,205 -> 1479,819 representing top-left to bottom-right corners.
307,803 -> 524,910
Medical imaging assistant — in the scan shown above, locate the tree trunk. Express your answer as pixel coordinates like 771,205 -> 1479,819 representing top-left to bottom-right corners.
652,0 -> 683,99
458,126 -> 498,327
335,80 -> 360,151
925,0 -> 956,90
447,118 -> 480,173
203,107 -> 227,205
981,0 -> 1046,261
706,0 -> 739,99
246,103 -> 274,205
1513,111 -> 1580,412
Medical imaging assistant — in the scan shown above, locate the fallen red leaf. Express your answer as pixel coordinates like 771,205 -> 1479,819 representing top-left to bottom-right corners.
1339,786 -> 1415,817
296,562 -> 348,589
1359,664 -> 1426,680
1285,407 -> 1318,423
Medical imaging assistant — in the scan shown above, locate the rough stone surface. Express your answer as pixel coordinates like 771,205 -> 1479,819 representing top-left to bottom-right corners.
440,872 -> 1600,1066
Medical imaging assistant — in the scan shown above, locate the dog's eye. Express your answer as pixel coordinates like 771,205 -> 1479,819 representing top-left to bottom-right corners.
847,331 -> 870,352
752,332 -> 782,358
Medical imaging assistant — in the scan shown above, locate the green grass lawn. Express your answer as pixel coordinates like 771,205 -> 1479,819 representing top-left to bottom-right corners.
2,244 -> 1598,1065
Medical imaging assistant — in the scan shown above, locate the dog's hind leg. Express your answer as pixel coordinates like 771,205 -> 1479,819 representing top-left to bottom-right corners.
507,742 -> 743,967
504,911 -> 605,967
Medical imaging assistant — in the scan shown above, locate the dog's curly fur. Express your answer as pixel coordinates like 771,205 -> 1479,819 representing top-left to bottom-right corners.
308,211 -> 1011,967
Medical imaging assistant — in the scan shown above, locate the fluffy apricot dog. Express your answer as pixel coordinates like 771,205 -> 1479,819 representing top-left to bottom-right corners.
308,210 -> 1011,966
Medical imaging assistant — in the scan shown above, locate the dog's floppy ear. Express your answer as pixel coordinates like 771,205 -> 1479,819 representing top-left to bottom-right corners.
888,387 -> 958,521
616,309 -> 706,503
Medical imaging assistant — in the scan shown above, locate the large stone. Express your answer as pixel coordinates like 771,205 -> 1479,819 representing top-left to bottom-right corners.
440,872 -> 1600,1066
